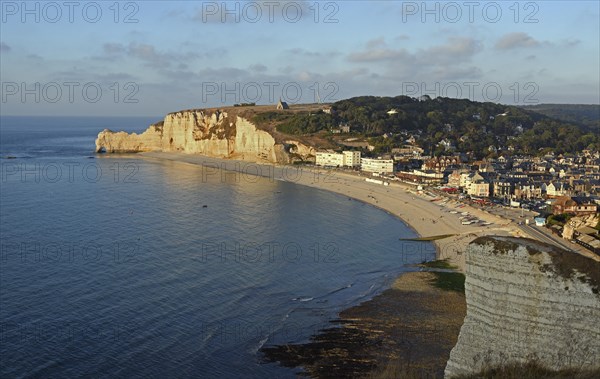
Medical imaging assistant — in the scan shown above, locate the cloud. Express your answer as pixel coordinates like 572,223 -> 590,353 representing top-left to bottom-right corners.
278,65 -> 295,74
159,69 -> 199,81
344,36 -> 491,90
97,42 -> 199,68
287,47 -> 311,55
0,42 -> 10,52
103,43 -> 126,54
286,48 -> 340,58
249,64 -> 268,72
127,43 -> 171,67
419,37 -> 482,63
50,66 -> 92,82
348,46 -> 411,62
96,72 -> 137,82
561,38 -> 581,47
429,66 -> 484,81
495,32 -> 540,50
196,67 -> 250,80
297,71 -> 312,81
348,36 -> 481,64
366,37 -> 386,49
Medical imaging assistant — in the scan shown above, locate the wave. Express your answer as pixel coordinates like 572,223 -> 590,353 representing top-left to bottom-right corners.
291,297 -> 314,302
325,283 -> 353,296
291,282 -> 354,303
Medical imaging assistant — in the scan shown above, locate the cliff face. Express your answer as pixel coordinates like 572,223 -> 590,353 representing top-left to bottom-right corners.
445,236 -> 600,378
95,110 -> 315,164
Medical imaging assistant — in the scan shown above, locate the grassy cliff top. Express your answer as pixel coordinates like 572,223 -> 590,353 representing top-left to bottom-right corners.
472,236 -> 600,294
166,103 -> 328,117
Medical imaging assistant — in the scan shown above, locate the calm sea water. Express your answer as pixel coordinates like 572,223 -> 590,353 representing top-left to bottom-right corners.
0,116 -> 435,378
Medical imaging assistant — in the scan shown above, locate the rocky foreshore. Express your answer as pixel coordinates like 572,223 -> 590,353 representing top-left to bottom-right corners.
260,237 -> 600,379
261,271 -> 466,378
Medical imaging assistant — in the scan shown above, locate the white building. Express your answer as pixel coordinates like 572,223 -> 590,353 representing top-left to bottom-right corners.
459,172 -> 474,189
316,151 -> 361,167
276,99 -> 289,110
343,151 -> 361,167
546,182 -> 571,197
467,181 -> 490,198
316,151 -> 344,167
361,158 -> 394,174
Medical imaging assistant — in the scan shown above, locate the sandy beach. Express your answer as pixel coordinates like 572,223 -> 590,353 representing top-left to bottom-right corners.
140,151 -> 524,272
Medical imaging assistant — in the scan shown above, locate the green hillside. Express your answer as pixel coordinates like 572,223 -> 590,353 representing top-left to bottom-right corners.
253,96 -> 599,158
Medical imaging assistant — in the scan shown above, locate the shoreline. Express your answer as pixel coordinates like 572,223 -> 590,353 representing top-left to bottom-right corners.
132,151 -> 524,272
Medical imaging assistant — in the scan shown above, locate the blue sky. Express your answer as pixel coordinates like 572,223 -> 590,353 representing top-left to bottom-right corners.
1,0 -> 599,116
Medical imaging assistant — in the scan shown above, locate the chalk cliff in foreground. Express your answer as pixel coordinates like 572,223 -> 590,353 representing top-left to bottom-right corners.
95,110 -> 315,164
445,236 -> 600,378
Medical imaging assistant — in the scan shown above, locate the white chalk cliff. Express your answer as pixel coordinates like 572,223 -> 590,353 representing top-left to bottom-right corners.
95,110 -> 315,164
445,236 -> 600,378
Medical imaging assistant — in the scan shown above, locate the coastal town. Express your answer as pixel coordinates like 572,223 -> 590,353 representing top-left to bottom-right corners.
315,147 -> 600,256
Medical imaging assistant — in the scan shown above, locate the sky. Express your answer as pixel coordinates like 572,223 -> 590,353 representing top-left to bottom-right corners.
1,0 -> 599,116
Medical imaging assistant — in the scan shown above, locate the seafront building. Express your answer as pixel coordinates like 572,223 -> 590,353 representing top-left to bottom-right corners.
343,151 -> 361,167
361,158 -> 395,174
316,151 -> 361,168
396,169 -> 444,184
316,151 -> 344,167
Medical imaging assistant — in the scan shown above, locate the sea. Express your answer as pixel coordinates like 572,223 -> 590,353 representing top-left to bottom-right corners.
0,116 -> 435,378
